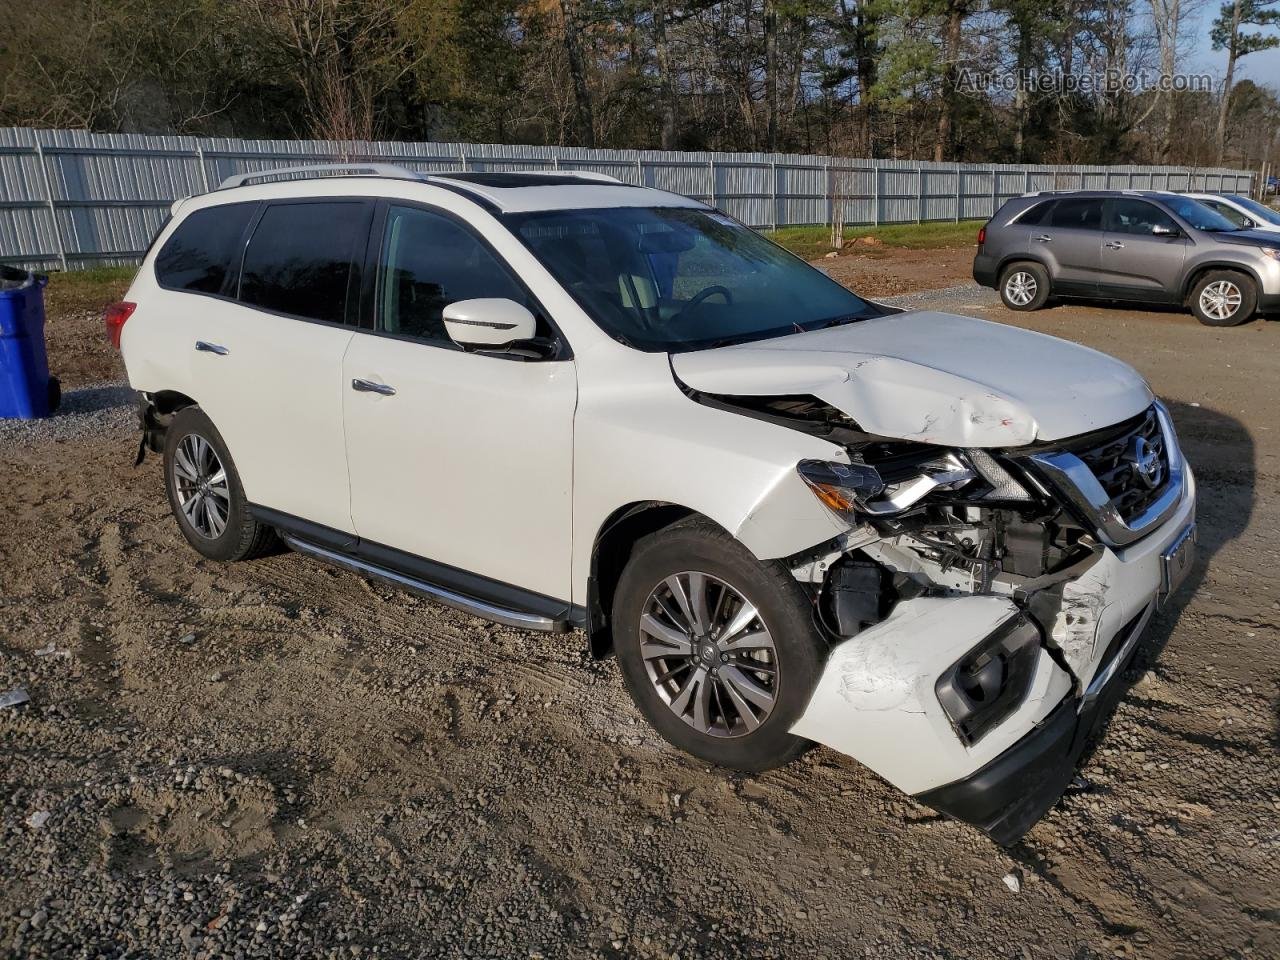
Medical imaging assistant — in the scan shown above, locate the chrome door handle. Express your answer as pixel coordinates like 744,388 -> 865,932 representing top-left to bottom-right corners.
351,378 -> 396,397
1105,240 -> 1125,249
195,341 -> 229,356
1033,234 -> 1052,242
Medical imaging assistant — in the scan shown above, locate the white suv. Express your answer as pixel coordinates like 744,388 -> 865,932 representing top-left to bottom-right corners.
112,165 -> 1197,844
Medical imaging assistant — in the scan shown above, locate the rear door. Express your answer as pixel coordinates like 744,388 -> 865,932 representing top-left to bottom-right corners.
1035,197 -> 1104,295
1099,198 -> 1188,303
190,198 -> 373,534
341,202 -> 578,603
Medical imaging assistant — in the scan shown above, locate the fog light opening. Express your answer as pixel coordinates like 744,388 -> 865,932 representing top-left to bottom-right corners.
936,615 -> 1041,745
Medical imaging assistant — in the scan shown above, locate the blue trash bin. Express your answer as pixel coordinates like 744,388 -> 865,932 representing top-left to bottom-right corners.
0,265 -> 60,419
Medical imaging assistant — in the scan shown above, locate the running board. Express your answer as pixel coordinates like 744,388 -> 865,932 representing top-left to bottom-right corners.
281,535 -> 571,633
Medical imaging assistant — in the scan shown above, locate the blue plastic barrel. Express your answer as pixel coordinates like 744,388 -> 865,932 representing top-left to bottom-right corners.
0,265 -> 60,419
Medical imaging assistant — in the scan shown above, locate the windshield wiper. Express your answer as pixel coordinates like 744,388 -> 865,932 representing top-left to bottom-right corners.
814,312 -> 869,330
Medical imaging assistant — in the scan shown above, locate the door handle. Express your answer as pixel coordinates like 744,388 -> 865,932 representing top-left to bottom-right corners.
1033,234 -> 1052,242
351,378 -> 396,397
195,341 -> 229,356
1105,240 -> 1125,250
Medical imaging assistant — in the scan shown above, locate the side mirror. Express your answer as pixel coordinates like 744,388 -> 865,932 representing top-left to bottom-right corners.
443,298 -> 538,349
1152,224 -> 1180,237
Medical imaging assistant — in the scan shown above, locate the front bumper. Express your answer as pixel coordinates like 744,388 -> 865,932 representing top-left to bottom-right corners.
789,468 -> 1196,844
916,602 -> 1151,845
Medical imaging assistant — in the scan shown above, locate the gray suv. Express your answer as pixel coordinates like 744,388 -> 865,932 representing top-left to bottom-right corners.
973,190 -> 1280,326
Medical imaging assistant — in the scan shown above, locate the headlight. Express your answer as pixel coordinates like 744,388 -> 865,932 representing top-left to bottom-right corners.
1261,247 -> 1280,263
798,447 -> 1032,518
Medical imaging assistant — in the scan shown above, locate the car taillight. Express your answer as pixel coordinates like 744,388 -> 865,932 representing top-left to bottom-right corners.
104,301 -> 137,349
977,225 -> 987,246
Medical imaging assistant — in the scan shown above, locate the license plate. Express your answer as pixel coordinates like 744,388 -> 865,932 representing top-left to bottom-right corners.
1159,523 -> 1197,606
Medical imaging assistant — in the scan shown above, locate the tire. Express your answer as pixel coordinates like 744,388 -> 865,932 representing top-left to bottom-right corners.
1189,270 -> 1257,326
163,406 -> 276,562
612,520 -> 826,772
999,261 -> 1051,311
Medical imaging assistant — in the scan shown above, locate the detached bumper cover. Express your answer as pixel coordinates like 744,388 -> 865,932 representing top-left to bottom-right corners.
916,603 -> 1151,845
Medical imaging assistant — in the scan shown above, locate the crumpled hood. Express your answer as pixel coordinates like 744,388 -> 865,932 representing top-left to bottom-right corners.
671,310 -> 1153,447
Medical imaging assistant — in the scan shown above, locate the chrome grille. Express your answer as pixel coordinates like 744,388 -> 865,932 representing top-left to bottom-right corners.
1068,408 -> 1169,523
1025,402 -> 1186,548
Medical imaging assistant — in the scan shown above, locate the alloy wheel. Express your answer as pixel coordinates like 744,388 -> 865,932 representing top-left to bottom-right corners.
639,572 -> 778,738
1198,280 -> 1242,321
172,434 -> 230,539
1004,271 -> 1037,306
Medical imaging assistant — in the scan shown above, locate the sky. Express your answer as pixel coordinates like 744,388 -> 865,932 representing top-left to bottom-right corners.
1188,7 -> 1280,89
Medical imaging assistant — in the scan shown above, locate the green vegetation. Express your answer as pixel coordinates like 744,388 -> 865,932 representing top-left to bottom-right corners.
767,221 -> 983,261
3,2 -> 1275,168
43,266 -> 136,316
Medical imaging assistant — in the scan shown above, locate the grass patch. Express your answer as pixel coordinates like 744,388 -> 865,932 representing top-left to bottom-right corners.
768,220 -> 983,260
43,266 -> 137,317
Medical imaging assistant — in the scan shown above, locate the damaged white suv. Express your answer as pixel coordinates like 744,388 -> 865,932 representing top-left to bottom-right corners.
113,166 -> 1197,844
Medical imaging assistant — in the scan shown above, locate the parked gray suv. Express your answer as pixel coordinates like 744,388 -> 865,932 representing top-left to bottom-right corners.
973,190 -> 1280,326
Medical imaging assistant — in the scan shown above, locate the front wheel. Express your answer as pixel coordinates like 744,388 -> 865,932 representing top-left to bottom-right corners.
613,521 -> 825,771
1190,270 -> 1256,326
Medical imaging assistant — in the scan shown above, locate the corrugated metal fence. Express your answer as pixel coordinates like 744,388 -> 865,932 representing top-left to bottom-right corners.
0,126 -> 1257,271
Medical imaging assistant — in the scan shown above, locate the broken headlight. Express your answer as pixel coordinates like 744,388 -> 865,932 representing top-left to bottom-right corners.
798,447 -> 1033,519
798,450 -> 976,517
935,614 -> 1041,745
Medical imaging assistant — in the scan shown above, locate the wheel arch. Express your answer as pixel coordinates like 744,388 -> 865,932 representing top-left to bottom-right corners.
140,390 -> 200,453
586,501 -> 727,659
1181,262 -> 1262,303
996,253 -> 1050,279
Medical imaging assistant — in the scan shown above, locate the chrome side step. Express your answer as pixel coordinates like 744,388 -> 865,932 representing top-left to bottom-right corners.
281,535 -> 571,633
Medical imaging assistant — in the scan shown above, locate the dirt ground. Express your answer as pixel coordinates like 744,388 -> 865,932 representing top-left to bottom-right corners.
2,255 -> 1278,959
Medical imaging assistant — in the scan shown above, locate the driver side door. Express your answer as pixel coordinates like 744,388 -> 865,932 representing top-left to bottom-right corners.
341,202 -> 579,606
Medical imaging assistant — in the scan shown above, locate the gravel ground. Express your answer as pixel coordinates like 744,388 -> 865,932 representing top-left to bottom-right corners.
2,275 -> 1279,959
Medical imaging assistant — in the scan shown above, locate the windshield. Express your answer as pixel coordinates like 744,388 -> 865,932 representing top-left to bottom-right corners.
1164,196 -> 1242,232
507,207 -> 878,351
1227,194 -> 1280,226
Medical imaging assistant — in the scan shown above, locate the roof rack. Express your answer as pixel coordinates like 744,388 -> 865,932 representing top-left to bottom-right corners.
1022,188 -> 1163,198
218,162 -> 422,190
427,170 -> 625,186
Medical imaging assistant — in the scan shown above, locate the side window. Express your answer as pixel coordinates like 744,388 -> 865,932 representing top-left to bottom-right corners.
376,205 -> 535,344
1203,200 -> 1251,229
155,203 -> 256,294
1049,198 -> 1103,230
1107,199 -> 1179,235
1016,201 -> 1054,226
239,201 -> 371,324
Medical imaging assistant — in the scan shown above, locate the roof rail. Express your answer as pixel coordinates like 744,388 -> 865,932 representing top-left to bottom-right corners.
218,162 -> 422,190
427,170 -> 625,185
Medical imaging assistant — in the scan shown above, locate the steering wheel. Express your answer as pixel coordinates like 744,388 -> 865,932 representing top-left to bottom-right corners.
668,284 -> 734,324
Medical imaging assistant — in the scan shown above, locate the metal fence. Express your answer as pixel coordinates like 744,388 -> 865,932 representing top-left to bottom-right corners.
0,126 -> 1257,271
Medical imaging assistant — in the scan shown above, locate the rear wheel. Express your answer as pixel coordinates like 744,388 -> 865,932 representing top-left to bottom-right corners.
999,261 -> 1051,311
613,521 -> 825,771
163,406 -> 276,562
1190,270 -> 1256,326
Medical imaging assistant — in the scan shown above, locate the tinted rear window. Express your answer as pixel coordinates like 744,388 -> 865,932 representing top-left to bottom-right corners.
239,201 -> 371,324
1049,198 -> 1102,230
1016,201 -> 1053,226
155,203 -> 256,294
